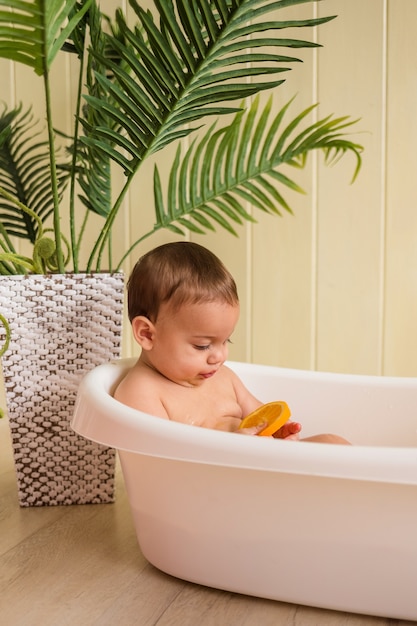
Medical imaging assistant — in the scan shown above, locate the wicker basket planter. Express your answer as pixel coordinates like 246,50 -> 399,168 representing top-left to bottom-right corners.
0,273 -> 124,506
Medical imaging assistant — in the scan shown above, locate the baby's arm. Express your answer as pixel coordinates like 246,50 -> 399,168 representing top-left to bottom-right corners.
227,367 -> 301,439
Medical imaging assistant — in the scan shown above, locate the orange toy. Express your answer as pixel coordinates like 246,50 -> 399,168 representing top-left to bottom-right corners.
239,401 -> 291,437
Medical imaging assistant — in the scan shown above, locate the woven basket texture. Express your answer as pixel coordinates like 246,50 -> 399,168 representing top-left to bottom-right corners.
0,273 -> 124,506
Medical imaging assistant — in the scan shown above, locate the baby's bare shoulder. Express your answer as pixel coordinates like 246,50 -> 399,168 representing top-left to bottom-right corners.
219,364 -> 247,388
218,363 -> 238,380
114,362 -> 168,417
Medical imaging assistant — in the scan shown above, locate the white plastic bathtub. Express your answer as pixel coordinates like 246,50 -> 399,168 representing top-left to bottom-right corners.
72,358 -> 417,620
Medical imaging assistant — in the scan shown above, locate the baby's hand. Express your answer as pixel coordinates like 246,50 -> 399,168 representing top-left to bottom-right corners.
272,420 -> 302,440
237,420 -> 302,439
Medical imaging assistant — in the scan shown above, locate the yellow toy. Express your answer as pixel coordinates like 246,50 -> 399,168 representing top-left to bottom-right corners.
239,401 -> 291,436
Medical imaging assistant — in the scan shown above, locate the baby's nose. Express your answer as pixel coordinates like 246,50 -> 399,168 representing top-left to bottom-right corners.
208,344 -> 227,364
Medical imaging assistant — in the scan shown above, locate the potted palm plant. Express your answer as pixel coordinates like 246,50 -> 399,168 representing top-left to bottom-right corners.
0,0 -> 362,506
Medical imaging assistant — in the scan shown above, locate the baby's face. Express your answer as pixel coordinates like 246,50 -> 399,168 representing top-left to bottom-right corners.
147,300 -> 239,387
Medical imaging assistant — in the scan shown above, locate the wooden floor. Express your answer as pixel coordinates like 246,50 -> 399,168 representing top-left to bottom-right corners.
0,417 -> 415,626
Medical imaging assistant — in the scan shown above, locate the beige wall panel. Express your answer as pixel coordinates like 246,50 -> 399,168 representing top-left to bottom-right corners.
315,0 -> 386,374
251,3 -> 318,369
0,59 -> 13,107
252,189 -> 316,370
13,53 -> 69,131
3,1 -> 417,378
0,58 -> 17,261
384,0 -> 417,376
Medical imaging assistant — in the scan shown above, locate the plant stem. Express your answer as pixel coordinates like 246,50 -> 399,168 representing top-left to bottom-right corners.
0,313 -> 10,357
0,186 -> 44,234
116,226 -> 161,270
0,253 -> 35,273
43,72 -> 65,273
0,218 -> 18,254
69,48 -> 86,274
0,186 -> 45,273
86,177 -> 131,272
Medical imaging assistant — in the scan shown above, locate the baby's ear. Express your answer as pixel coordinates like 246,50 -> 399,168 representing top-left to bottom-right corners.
131,316 -> 155,350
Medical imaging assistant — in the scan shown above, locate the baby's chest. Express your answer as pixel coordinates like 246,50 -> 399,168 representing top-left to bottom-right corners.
166,384 -> 242,430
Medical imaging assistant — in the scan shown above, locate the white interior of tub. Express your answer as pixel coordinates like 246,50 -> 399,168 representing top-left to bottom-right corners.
72,358 -> 417,486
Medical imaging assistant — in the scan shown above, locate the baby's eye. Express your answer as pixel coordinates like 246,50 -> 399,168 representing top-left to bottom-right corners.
194,344 -> 210,351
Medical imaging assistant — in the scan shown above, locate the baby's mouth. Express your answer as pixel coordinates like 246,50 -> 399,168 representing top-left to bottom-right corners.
200,370 -> 217,379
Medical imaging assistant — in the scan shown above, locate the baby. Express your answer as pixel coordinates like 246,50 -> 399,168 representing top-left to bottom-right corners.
115,241 -> 349,443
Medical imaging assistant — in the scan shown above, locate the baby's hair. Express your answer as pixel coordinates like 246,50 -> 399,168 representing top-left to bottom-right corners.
127,241 -> 239,322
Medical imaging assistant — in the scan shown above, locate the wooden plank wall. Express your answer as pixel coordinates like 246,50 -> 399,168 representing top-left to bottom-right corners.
1,0 -> 417,376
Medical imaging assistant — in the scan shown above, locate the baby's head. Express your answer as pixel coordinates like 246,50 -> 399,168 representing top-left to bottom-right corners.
127,241 -> 239,322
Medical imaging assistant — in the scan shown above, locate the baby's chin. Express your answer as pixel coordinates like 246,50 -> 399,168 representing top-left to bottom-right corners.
179,373 -> 214,388
162,373 -> 205,388
154,365 -> 217,388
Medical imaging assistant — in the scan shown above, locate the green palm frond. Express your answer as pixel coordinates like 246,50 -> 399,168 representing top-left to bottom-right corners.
0,0 -> 364,275
81,0 -> 335,177
0,0 -> 96,272
0,0 -> 93,75
147,97 -> 363,241
0,105 -> 69,242
73,3 -> 114,218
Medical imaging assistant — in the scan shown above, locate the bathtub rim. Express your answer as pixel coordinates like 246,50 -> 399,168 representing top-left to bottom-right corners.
71,358 -> 417,486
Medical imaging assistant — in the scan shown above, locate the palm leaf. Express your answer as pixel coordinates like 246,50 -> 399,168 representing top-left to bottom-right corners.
0,0 -> 96,272
0,105 -> 69,242
0,0 -> 364,275
149,96 -> 363,237
0,0 -> 93,75
72,1 -> 117,218
82,0 -> 336,178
